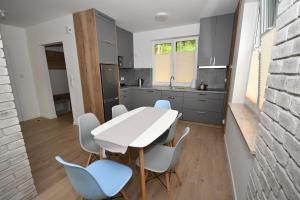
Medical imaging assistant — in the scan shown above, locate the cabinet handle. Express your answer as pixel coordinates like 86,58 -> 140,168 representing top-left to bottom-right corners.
198,93 -> 207,96
167,96 -> 175,100
197,111 -> 206,114
147,90 -> 155,93
198,99 -> 206,102
103,40 -> 114,45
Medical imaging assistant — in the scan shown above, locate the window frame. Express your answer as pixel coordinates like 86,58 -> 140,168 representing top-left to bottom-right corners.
152,36 -> 198,87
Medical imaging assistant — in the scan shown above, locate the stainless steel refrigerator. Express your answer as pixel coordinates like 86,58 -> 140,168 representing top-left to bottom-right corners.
100,64 -> 119,121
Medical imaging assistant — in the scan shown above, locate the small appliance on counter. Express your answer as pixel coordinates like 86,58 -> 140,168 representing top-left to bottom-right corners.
118,56 -> 123,68
198,82 -> 208,90
138,78 -> 144,88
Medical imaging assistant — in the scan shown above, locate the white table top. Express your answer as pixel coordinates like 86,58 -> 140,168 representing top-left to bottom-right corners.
91,107 -> 178,149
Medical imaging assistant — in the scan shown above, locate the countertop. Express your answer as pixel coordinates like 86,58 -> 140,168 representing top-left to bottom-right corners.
120,85 -> 227,93
228,103 -> 259,155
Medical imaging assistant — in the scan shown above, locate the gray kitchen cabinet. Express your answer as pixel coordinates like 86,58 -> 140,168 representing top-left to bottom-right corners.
120,89 -> 132,110
96,12 -> 118,64
198,16 -> 217,66
131,89 -> 161,108
161,91 -> 183,113
120,88 -> 225,125
198,14 -> 234,66
182,91 -> 225,125
182,109 -> 223,124
214,14 -> 234,66
117,27 -> 134,68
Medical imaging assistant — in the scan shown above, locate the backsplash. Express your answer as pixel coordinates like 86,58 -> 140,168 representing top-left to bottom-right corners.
120,68 -> 152,87
196,68 -> 227,89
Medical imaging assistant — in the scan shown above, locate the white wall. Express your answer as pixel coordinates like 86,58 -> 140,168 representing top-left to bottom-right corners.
0,24 -> 40,121
133,23 -> 200,68
26,15 -> 84,123
229,0 -> 259,103
48,70 -> 69,95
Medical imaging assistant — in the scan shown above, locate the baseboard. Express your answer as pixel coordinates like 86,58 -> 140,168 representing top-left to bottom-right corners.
180,120 -> 223,129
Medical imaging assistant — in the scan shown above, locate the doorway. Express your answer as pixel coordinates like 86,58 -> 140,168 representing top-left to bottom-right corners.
20,42 -> 88,194
44,43 -> 73,119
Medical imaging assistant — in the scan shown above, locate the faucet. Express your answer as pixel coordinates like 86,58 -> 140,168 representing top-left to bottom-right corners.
169,76 -> 175,88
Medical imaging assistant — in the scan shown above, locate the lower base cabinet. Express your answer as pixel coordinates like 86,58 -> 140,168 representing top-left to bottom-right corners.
120,88 -> 225,125
182,109 -> 223,124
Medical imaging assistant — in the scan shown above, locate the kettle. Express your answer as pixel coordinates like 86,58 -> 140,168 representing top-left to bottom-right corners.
138,78 -> 144,88
198,82 -> 208,90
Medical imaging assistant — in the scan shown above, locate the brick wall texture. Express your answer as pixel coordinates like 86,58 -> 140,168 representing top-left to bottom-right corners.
0,32 -> 37,199
247,0 -> 300,200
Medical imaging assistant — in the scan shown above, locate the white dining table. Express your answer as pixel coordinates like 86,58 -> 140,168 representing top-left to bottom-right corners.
91,106 -> 178,200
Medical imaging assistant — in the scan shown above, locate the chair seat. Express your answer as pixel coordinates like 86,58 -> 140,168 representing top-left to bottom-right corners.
136,145 -> 175,173
86,159 -> 132,197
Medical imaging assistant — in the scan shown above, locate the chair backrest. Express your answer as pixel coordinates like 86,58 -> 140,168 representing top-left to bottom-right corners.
168,127 -> 190,170
112,104 -> 128,118
78,113 -> 101,154
55,156 -> 106,199
164,113 -> 182,144
154,100 -> 171,109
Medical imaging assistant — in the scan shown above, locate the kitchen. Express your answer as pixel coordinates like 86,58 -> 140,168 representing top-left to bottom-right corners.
1,0 -> 297,200
74,9 -> 234,126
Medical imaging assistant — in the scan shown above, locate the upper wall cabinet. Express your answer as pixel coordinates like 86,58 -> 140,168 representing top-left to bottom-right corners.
198,14 -> 234,66
117,27 -> 134,68
96,11 -> 118,64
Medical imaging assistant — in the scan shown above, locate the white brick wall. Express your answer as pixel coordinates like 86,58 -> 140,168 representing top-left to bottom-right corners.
0,32 -> 37,199
247,0 -> 300,199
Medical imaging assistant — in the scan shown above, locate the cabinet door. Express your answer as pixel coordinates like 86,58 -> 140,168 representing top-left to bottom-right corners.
117,27 -> 134,68
131,89 -> 161,108
96,13 -> 118,64
198,16 -> 217,66
214,14 -> 234,66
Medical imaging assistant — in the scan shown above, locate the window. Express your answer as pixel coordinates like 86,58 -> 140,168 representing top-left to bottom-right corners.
245,0 -> 277,110
153,38 -> 198,86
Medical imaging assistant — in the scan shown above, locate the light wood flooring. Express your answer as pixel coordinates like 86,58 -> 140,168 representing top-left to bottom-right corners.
22,114 -> 233,200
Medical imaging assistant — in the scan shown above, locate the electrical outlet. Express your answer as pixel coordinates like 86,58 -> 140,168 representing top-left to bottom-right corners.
120,77 -> 125,81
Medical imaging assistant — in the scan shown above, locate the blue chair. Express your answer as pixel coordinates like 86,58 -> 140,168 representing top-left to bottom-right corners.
154,100 -> 171,109
55,156 -> 132,200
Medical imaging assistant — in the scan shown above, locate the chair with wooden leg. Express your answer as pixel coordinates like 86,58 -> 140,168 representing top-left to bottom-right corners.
135,127 -> 190,200
55,156 -> 132,200
78,113 -> 101,166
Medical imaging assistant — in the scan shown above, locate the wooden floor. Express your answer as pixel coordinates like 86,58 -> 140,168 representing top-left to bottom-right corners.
22,114 -> 233,200
21,113 -> 89,193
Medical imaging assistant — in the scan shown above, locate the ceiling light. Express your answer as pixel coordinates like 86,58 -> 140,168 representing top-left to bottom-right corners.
155,12 -> 168,22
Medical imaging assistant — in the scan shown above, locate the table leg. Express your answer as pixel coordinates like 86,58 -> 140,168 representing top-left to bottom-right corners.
139,148 -> 147,200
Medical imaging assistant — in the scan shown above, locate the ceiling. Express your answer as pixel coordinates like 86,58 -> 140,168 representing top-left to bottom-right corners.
0,0 -> 239,32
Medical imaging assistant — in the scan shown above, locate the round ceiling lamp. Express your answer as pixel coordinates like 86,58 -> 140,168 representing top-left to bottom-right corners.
155,12 -> 169,22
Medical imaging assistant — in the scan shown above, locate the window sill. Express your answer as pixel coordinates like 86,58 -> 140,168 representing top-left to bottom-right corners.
228,103 -> 259,155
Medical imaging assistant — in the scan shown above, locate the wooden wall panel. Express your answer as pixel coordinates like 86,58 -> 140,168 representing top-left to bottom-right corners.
73,9 -> 105,123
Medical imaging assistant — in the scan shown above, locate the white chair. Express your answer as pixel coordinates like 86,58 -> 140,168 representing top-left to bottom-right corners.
136,127 -> 190,200
112,104 -> 128,118
78,113 -> 101,165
